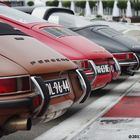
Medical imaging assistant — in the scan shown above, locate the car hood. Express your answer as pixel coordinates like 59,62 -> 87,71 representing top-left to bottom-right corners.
0,35 -> 77,75
57,35 -> 113,59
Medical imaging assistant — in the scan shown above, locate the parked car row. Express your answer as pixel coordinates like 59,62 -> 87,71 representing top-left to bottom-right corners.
28,6 -> 140,76
0,4 -> 140,137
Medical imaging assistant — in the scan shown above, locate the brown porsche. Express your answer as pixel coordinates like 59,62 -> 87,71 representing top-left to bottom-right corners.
0,22 -> 91,137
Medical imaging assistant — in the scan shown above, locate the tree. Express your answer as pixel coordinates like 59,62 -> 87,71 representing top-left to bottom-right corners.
106,0 -> 114,9
46,0 -> 59,6
62,1 -> 71,8
133,2 -> 140,16
117,0 -> 127,16
106,1 -> 114,15
89,1 -> 96,9
102,1 -> 107,9
27,1 -> 34,6
75,1 -> 86,9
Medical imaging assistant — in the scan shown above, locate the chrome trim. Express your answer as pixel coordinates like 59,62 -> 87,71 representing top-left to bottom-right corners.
0,75 -> 31,96
113,52 -> 140,70
119,61 -> 138,66
88,60 -> 97,85
86,72 -> 95,76
31,76 -> 45,117
113,57 -> 121,74
113,52 -> 134,55
76,69 -> 87,104
0,74 -> 30,79
133,53 -> 140,70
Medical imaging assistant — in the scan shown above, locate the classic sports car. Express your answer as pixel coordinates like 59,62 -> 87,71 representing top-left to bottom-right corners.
86,20 -> 140,60
0,5 -> 121,91
29,6 -> 140,75
89,20 -> 140,41
0,21 -> 91,137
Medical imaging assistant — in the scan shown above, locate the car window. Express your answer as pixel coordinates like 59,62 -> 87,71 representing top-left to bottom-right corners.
95,27 -> 122,37
41,27 -> 78,38
0,22 -> 27,36
48,12 -> 92,28
0,6 -> 46,23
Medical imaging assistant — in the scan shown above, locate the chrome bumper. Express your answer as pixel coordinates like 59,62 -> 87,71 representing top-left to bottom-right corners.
76,69 -> 91,104
118,53 -> 140,70
113,57 -> 121,79
87,60 -> 98,85
31,77 -> 50,117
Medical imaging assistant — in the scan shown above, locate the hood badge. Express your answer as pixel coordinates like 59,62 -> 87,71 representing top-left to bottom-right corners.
30,58 -> 69,65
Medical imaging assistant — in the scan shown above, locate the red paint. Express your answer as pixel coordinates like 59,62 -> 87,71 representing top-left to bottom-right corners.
103,96 -> 140,117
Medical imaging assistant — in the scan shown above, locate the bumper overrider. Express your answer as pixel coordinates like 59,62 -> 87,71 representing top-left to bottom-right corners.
75,69 -> 91,103
112,57 -> 121,79
84,59 -> 121,89
118,53 -> 140,75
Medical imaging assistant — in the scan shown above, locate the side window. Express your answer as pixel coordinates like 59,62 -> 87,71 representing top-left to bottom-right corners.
0,22 -> 27,36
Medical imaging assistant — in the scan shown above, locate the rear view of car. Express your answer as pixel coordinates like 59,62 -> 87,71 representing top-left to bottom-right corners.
0,5 -> 121,91
30,6 -> 140,76
0,22 -> 91,137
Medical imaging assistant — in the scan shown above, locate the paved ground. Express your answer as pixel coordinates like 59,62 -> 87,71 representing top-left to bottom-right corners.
2,72 -> 139,140
72,72 -> 140,140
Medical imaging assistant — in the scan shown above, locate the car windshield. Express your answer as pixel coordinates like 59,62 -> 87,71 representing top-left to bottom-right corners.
48,12 -> 92,28
41,26 -> 78,38
0,22 -> 27,36
0,6 -> 46,23
96,27 -> 122,37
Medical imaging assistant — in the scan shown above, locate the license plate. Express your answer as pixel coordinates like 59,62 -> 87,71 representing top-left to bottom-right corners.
45,78 -> 70,98
96,64 -> 110,74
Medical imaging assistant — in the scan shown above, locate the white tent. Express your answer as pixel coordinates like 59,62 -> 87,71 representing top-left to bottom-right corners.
112,0 -> 120,17
97,0 -> 103,16
34,0 -> 45,6
58,0 -> 62,8
85,0 -> 91,17
70,0 -> 75,12
126,0 -> 132,17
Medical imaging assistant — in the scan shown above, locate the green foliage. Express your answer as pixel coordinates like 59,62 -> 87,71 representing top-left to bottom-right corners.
96,14 -> 102,18
27,1 -> 34,6
89,1 -> 96,9
133,2 -> 140,11
46,0 -> 59,6
102,1 -> 107,9
62,1 -> 71,8
117,0 -> 127,10
75,1 -> 86,9
106,0 -> 114,8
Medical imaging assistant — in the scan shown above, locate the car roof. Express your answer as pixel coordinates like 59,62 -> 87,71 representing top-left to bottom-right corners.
15,6 -> 74,16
